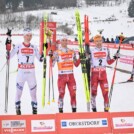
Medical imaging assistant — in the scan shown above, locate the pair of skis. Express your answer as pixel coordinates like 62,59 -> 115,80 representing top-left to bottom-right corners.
75,11 -> 91,111
41,14 -> 55,107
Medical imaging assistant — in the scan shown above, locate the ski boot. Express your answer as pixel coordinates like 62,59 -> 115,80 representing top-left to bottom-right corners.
127,77 -> 133,82
31,101 -> 37,114
32,107 -> 37,114
72,108 -> 76,113
104,107 -> 109,112
59,108 -> 63,113
16,106 -> 21,115
92,108 -> 97,112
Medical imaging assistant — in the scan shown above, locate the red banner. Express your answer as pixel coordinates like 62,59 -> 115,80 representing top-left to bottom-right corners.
1,112 -> 134,133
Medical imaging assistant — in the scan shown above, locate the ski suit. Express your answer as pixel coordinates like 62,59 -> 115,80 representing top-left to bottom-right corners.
52,47 -> 80,109
10,43 -> 42,109
90,47 -> 115,110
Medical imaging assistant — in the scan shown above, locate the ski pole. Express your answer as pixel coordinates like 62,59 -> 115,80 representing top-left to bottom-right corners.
5,28 -> 12,113
109,38 -> 122,109
50,57 -> 55,102
47,58 -> 51,105
49,39 -> 55,102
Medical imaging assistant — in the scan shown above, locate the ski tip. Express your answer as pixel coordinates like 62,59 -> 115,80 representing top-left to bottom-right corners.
42,103 -> 45,108
52,99 -> 55,102
47,102 -> 50,105
4,110 -> 7,114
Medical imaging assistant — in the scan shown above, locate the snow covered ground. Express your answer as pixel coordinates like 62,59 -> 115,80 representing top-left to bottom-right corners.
0,2 -> 134,115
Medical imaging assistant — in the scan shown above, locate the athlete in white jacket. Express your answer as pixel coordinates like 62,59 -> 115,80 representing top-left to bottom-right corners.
10,28 -> 43,115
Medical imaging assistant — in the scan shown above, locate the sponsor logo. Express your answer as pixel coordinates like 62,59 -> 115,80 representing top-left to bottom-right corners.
18,64 -> 35,69
21,48 -> 33,54
113,117 -> 134,129
31,120 -> 55,132
94,52 -> 106,58
62,122 -> 67,127
2,120 -> 26,133
61,118 -> 108,129
61,54 -> 73,59
48,22 -> 56,28
102,120 -> 107,125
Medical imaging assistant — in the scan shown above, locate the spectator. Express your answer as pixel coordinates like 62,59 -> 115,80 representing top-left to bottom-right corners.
106,38 -> 110,43
119,32 -> 125,41
111,38 -> 114,43
115,36 -> 120,44
102,36 -> 106,42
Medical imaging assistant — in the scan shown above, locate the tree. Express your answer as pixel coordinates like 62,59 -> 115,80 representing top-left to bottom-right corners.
0,0 -> 5,13
12,0 -> 21,11
128,0 -> 134,17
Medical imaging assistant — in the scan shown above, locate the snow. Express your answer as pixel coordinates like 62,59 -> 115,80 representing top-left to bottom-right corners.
0,2 -> 134,115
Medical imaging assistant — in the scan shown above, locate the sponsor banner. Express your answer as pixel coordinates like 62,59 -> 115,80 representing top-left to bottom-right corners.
31,120 -> 55,132
113,117 -> 134,129
61,118 -> 108,129
119,58 -> 133,65
57,41 -> 134,51
2,120 -> 26,134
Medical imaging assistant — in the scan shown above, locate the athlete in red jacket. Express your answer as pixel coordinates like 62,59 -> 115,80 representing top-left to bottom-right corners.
90,35 -> 119,112
49,36 -> 80,113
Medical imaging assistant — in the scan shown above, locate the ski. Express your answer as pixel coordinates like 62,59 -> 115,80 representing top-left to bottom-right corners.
49,39 -> 55,103
5,29 -> 12,113
107,66 -> 131,74
115,80 -> 134,84
42,14 -> 48,107
75,10 -> 90,111
84,15 -> 91,110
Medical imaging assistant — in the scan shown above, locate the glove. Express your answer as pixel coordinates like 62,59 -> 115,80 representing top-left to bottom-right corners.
113,52 -> 120,60
40,53 -> 44,62
44,43 -> 48,49
48,50 -> 53,57
46,29 -> 53,38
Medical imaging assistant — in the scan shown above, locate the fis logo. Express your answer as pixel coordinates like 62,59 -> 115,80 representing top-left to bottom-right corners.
102,120 -> 107,125
61,122 -> 67,127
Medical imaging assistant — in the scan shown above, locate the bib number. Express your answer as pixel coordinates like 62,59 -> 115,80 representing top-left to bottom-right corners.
99,59 -> 102,66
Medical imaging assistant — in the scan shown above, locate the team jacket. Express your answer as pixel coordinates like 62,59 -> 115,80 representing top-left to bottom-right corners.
10,43 -> 42,69
90,47 -> 115,71
52,47 -> 80,74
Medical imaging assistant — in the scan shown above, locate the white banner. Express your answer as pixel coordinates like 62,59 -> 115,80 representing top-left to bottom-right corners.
2,120 -> 26,128
113,117 -> 134,129
61,118 -> 108,129
31,120 -> 55,132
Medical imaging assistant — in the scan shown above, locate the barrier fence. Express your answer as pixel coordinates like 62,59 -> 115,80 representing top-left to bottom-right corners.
0,112 -> 134,134
0,33 -> 134,51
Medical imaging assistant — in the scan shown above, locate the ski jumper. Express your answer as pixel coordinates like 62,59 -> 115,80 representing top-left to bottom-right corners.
52,47 -> 80,109
10,43 -> 42,109
90,47 -> 115,110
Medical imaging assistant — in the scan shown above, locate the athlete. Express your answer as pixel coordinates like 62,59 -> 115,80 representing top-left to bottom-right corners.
10,28 -> 43,115
49,36 -> 80,113
90,35 -> 119,112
